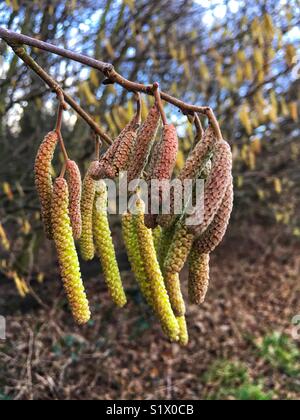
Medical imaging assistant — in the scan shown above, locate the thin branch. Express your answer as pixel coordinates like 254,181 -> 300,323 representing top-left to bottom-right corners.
6,41 -> 112,145
153,82 -> 168,126
0,28 -> 216,118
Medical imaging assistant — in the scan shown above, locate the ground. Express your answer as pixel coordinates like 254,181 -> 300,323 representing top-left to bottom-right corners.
0,222 -> 300,400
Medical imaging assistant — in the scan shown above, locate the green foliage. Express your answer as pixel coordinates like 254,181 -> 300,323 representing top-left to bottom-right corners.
203,360 -> 274,400
256,332 -> 300,377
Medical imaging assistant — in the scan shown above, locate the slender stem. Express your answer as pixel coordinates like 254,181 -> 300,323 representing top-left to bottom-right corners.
57,131 -> 69,162
55,104 -> 64,133
6,41 -> 112,145
206,108 -> 223,141
134,92 -> 142,125
153,82 -> 168,126
194,113 -> 204,143
94,134 -> 102,160
0,28 -> 214,116
59,162 -> 67,178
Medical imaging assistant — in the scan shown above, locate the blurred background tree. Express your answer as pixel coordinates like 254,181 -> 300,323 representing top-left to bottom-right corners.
0,0 -> 299,294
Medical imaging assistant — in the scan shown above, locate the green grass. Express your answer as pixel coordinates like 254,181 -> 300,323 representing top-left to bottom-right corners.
256,332 -> 300,377
203,360 -> 274,400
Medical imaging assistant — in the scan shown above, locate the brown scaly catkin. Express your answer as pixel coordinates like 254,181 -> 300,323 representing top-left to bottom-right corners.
195,179 -> 233,254
134,198 -> 179,342
188,250 -> 210,305
91,118 -> 140,180
127,104 -> 161,182
34,131 -> 58,239
188,139 -> 233,237
66,160 -> 82,240
158,125 -> 216,229
51,177 -> 91,324
79,161 -> 98,261
145,124 -> 178,229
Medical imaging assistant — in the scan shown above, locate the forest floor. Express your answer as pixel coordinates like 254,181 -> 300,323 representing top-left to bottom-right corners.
0,222 -> 300,400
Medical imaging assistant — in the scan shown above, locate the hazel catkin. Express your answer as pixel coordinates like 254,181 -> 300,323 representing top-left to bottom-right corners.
127,104 -> 161,182
195,180 -> 233,254
51,177 -> 91,325
34,131 -> 58,239
188,139 -> 233,237
145,124 -> 179,229
66,160 -> 82,240
157,125 -> 216,229
188,250 -> 210,305
122,212 -> 152,306
177,316 -> 189,346
134,198 -> 179,342
79,161 -> 98,261
164,222 -> 194,275
93,180 -> 127,308
164,271 -> 186,317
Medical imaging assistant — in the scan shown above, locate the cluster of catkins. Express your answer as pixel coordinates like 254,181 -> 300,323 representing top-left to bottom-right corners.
34,100 -> 233,346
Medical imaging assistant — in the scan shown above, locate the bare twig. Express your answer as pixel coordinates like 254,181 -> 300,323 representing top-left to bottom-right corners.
0,28 -> 222,132
5,40 -> 112,145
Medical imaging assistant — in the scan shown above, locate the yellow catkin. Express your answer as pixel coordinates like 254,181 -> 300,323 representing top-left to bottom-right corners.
122,213 -> 152,306
152,225 -> 162,254
34,131 -> 58,239
51,177 -> 91,325
134,198 -> 179,342
188,250 -> 210,305
79,162 -> 97,261
157,226 -> 175,268
164,271 -> 186,317
164,222 -> 194,275
66,160 -> 82,240
177,316 -> 189,346
93,180 -> 127,307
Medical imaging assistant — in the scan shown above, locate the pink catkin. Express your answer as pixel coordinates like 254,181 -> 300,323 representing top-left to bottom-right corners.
34,131 -> 58,239
127,104 -> 161,182
158,125 -> 217,228
66,160 -> 82,240
91,119 -> 139,180
144,124 -> 178,229
194,179 -> 233,254
188,139 -> 232,237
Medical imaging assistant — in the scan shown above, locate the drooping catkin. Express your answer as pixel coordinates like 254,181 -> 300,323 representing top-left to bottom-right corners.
164,272 -> 186,317
177,316 -> 189,346
66,160 -> 82,240
188,250 -> 210,305
51,177 -> 91,325
127,104 -> 161,182
164,222 -> 194,275
152,225 -> 162,254
157,225 -> 175,268
195,180 -> 233,254
79,161 -> 98,261
145,124 -> 179,229
188,140 -> 232,237
122,213 -> 152,306
34,131 -> 58,239
93,180 -> 127,308
134,198 -> 179,342
157,125 -> 216,229
91,118 -> 139,180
